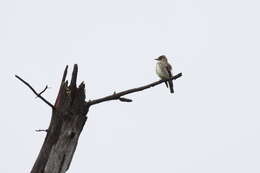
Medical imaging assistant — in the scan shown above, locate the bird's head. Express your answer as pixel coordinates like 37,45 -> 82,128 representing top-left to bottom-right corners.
155,55 -> 167,61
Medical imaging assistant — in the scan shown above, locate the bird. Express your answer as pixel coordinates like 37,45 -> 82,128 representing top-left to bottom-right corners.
155,55 -> 174,93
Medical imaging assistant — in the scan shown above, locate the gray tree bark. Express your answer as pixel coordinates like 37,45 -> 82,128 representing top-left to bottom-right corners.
31,65 -> 89,173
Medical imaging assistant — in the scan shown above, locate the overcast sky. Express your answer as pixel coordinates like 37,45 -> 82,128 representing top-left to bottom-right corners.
1,0 -> 260,172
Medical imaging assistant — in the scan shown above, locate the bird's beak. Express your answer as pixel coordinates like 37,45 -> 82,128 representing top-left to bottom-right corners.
154,58 -> 159,61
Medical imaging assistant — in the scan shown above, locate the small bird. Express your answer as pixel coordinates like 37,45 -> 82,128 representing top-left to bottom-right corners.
155,55 -> 174,93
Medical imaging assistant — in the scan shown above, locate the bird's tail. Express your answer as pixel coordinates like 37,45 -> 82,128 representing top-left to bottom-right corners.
168,80 -> 174,93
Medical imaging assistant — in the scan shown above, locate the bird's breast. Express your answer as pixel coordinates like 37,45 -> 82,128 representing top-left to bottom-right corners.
156,62 -> 169,79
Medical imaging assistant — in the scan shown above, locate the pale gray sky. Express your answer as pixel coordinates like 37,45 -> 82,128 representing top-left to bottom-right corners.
1,0 -> 260,172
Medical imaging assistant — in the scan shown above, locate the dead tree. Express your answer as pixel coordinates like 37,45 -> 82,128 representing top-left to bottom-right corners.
15,64 -> 182,173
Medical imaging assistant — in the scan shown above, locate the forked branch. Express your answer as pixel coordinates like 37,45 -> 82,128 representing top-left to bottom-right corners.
35,85 -> 49,98
15,75 -> 55,110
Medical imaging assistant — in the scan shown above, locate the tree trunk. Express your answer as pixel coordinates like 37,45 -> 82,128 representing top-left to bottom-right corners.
31,65 -> 89,173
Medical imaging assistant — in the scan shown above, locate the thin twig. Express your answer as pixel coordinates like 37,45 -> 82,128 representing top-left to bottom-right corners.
119,97 -> 132,102
35,85 -> 49,98
35,129 -> 48,132
15,75 -> 55,110
87,72 -> 182,106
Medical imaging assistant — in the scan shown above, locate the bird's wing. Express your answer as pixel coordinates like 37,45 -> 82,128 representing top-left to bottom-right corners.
166,63 -> 173,77
166,63 -> 174,93
167,63 -> 172,70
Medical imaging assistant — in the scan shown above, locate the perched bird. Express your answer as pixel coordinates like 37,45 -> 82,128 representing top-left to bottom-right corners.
155,55 -> 174,93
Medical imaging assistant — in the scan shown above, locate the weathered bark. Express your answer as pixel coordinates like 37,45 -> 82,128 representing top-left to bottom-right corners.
31,65 -> 89,173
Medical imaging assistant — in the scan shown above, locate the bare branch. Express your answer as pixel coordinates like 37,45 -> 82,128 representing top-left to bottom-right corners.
15,75 -> 55,110
35,129 -> 48,133
87,72 -> 182,106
